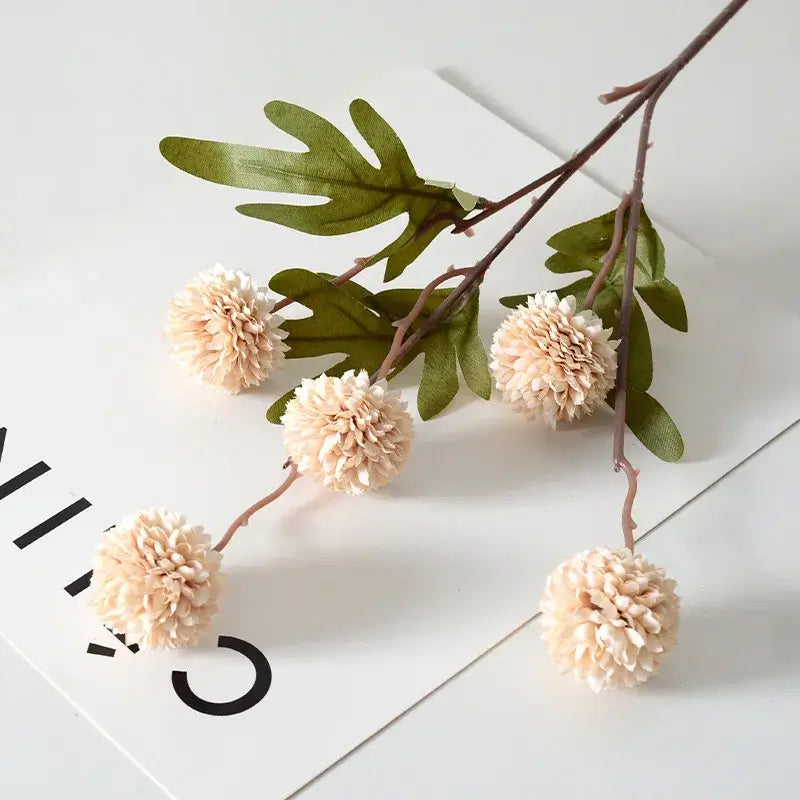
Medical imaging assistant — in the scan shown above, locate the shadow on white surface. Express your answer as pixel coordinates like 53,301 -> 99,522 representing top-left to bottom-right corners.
221,548 -> 487,649
654,592 -> 800,692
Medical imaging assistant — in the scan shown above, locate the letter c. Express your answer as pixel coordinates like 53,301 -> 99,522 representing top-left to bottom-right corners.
172,635 -> 272,716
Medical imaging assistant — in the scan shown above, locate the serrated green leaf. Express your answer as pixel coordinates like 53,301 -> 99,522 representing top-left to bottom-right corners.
635,278 -> 688,332
160,99 -> 474,280
608,388 -> 684,462
266,272 -> 490,423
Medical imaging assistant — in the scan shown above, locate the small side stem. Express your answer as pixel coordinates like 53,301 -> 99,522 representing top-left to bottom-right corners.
586,193 -> 630,309
598,70 -> 666,104
213,463 -> 300,553
617,456 -> 639,552
373,267 -> 471,382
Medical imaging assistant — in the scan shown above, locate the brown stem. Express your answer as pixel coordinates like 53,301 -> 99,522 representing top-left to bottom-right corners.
272,256 -> 370,314
586,193 -> 630,309
214,463 -> 300,553
598,71 -> 666,105
612,83 -> 673,555
373,267 -> 472,382
442,0 -> 750,235
617,456 -> 639,552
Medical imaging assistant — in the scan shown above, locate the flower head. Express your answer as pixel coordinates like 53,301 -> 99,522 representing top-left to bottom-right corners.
490,291 -> 618,427
282,370 -> 413,495
166,264 -> 288,393
91,509 -> 222,649
541,547 -> 679,691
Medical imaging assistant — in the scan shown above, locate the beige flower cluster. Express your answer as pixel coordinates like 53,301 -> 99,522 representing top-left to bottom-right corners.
540,547 -> 679,691
91,509 -> 222,649
282,370 -> 413,494
491,291 -> 618,427
166,264 -> 288,393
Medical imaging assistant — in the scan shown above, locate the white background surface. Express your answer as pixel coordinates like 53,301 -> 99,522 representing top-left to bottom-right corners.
1,1 -> 798,798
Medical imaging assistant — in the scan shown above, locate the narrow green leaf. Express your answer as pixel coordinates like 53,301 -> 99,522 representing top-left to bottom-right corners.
417,336 -> 460,420
452,294 -> 491,400
545,252 -> 602,275
636,278 -> 688,332
372,288 -> 491,415
501,275 -> 595,310
608,389 -> 684,462
551,275 -> 595,308
499,293 -> 529,309
546,210 -> 617,256
266,387 -> 296,424
160,99 -> 476,280
626,299 -> 654,391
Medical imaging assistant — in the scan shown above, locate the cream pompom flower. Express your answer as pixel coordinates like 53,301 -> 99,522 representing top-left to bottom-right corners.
282,370 -> 413,495
166,264 -> 288,393
91,509 -> 222,649
490,291 -> 618,427
541,547 -> 679,691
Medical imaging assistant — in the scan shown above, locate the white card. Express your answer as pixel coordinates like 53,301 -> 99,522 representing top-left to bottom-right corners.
1,67 -> 798,800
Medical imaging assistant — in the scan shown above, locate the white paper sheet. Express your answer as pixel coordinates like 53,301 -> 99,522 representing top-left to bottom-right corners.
1,67 -> 798,800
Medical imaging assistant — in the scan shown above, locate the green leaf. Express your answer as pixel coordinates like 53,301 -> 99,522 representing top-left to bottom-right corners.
635,278 -> 688,332
160,99 -> 475,281
371,287 -> 491,419
546,210 -> 617,256
544,252 -> 603,275
417,335 -> 459,419
500,275 -> 594,310
265,272 -> 491,423
265,270 -> 396,423
608,389 -> 684,462
453,299 -> 492,401
545,205 -> 669,290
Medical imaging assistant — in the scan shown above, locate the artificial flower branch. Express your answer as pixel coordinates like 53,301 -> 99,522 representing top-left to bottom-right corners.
90,0 -> 745,692
216,265 -> 473,553
423,0 -> 750,240
373,266 -> 472,382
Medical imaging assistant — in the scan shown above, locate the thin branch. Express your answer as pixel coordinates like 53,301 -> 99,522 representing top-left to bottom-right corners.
598,70 -> 666,105
612,85 -> 672,555
586,193 -> 630,309
617,456 -> 639,552
438,0 -> 750,235
373,267 -> 472,382
272,256 -> 370,314
214,463 -> 300,553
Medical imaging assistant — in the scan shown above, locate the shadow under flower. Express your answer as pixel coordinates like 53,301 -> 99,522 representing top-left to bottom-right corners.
217,545 -> 490,651
652,590 -> 800,692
